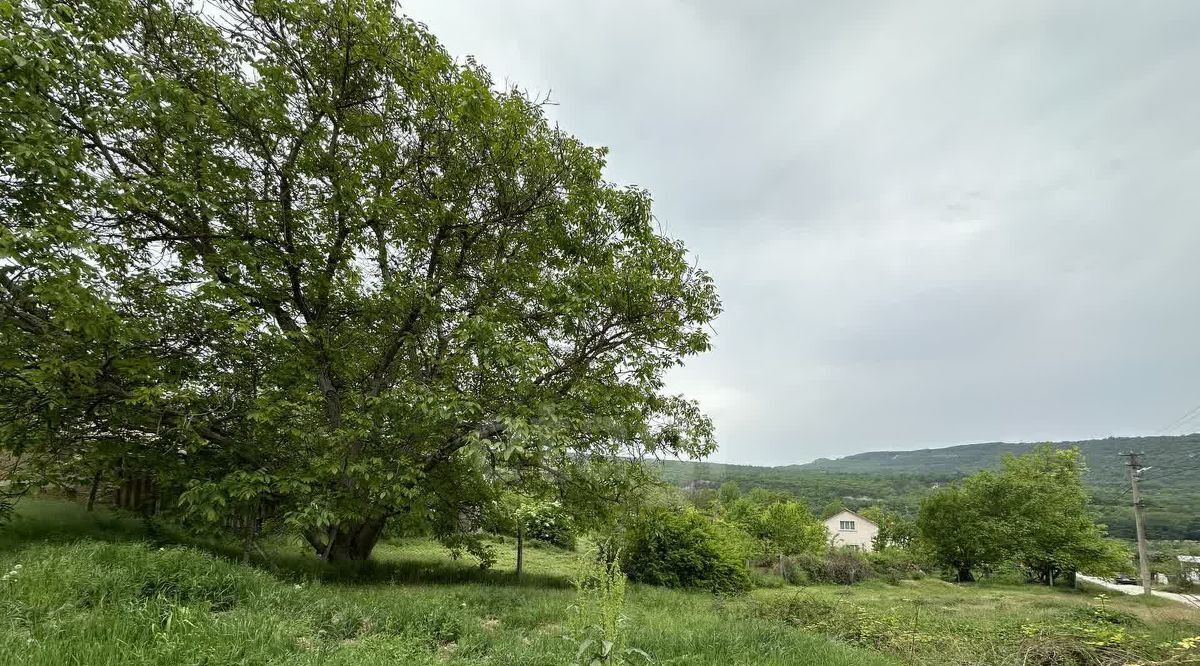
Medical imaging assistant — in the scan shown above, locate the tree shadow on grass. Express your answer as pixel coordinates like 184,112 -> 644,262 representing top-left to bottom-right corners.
2,496 -> 573,590
252,548 -> 573,590
0,496 -> 147,553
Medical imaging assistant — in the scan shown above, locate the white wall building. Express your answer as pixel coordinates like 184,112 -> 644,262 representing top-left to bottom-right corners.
823,509 -> 878,550
1180,555 -> 1200,583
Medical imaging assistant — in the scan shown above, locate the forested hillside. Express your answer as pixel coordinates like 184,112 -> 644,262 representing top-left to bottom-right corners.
659,435 -> 1200,540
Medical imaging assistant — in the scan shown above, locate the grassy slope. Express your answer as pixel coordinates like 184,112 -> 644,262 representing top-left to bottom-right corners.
3,499 -> 1197,665
751,579 -> 1200,664
0,498 -> 893,666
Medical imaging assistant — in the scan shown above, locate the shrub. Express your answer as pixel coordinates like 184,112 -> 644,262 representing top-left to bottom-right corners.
706,518 -> 758,565
785,552 -> 828,585
779,557 -> 811,586
866,548 -> 927,582
1165,578 -> 1195,593
825,548 -> 874,585
1068,594 -> 1138,628
781,549 -> 876,585
752,593 -> 931,652
621,507 -> 751,594
521,502 -> 576,551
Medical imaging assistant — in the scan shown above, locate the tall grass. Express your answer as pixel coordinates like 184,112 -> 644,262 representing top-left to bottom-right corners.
0,498 -> 893,665
750,580 -> 1200,665
10,497 -> 1194,665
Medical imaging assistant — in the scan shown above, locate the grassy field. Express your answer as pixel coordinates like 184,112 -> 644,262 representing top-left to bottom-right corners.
1,498 -> 1197,665
750,578 -> 1200,664
0,498 -> 892,666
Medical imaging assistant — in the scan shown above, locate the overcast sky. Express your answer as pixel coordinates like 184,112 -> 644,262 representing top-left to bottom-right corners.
403,0 -> 1200,466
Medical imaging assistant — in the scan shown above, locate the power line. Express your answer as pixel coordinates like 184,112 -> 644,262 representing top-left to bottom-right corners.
1155,402 -> 1200,435
1139,461 -> 1200,486
1113,456 -> 1200,498
1167,413 -> 1200,436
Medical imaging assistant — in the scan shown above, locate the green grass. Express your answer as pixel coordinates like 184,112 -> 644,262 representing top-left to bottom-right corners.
4,498 -> 1198,665
747,577 -> 1200,664
0,498 -> 894,665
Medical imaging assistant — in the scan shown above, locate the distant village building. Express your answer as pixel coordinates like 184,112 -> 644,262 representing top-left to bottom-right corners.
823,509 -> 878,550
1180,555 -> 1200,583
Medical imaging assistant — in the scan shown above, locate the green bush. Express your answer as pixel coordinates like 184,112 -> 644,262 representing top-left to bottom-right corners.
779,557 -> 811,586
621,507 -> 751,594
824,549 -> 874,585
782,549 -> 876,585
785,552 -> 828,585
752,593 -> 930,651
521,502 -> 576,551
865,548 -> 927,582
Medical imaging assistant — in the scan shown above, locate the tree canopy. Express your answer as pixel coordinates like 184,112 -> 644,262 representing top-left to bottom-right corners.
857,506 -> 916,551
0,0 -> 718,559
917,447 -> 1128,582
721,489 -> 826,559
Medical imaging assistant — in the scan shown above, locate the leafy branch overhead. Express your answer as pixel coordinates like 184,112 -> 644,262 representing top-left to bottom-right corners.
0,0 -> 719,559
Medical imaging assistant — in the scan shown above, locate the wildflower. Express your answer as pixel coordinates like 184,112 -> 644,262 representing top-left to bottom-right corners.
294,584 -> 303,590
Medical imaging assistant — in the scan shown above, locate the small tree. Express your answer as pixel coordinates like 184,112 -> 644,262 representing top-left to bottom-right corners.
756,501 -> 827,558
721,492 -> 825,569
859,506 -> 917,551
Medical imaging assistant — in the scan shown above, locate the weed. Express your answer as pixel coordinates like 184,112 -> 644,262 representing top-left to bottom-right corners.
566,548 -> 650,665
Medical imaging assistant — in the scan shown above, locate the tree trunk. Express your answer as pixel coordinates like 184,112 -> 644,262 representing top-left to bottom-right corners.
86,470 -> 102,511
957,566 -> 975,582
242,514 -> 260,565
306,516 -> 387,562
516,523 -> 524,578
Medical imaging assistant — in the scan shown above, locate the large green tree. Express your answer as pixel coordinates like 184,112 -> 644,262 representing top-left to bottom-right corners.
918,447 -> 1127,582
0,0 -> 718,560
916,481 -> 1006,581
997,448 -> 1129,584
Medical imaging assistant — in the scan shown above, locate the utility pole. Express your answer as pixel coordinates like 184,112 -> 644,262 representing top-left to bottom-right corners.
1121,452 -> 1153,596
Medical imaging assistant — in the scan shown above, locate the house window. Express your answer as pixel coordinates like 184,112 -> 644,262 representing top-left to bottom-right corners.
839,520 -> 856,531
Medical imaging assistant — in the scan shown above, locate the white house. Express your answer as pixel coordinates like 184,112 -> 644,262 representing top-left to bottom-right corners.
823,509 -> 878,550
1180,555 -> 1200,583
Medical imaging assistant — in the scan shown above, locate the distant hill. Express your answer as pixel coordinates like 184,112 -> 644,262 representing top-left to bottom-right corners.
793,435 -> 1198,484
658,434 -> 1200,540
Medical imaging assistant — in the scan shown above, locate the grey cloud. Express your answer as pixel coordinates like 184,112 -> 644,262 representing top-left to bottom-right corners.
403,0 -> 1200,465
